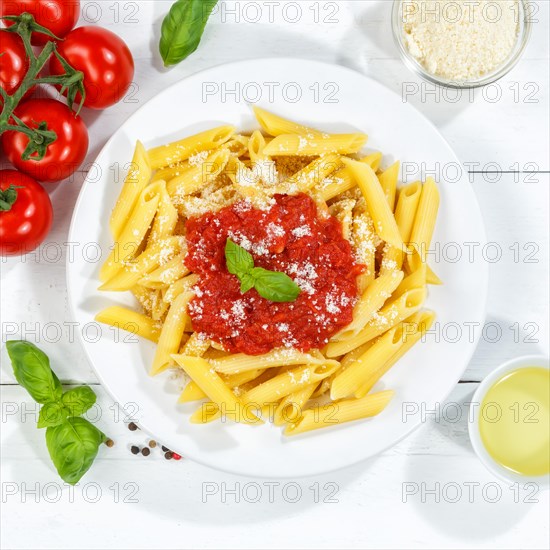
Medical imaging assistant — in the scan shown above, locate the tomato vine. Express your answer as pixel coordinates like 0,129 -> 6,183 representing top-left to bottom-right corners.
0,13 -> 86,160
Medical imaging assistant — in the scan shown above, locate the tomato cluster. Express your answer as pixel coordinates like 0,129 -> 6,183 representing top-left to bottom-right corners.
0,0 -> 135,255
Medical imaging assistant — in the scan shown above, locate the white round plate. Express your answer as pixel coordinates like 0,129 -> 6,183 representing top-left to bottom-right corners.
67,59 -> 488,477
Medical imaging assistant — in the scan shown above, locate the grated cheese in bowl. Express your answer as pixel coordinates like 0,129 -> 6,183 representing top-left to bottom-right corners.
393,0 -> 531,87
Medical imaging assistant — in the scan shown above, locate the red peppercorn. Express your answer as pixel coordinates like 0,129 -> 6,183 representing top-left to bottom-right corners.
172,453 -> 182,460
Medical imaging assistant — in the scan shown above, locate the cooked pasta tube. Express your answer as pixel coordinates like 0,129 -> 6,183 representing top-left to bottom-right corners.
171,356 -> 261,425
325,286 -> 426,357
148,184 -> 178,244
377,161 -> 400,210
110,141 -> 151,240
407,178 -> 440,272
138,252 -> 189,288
281,153 -> 342,193
393,264 -> 426,298
331,326 -> 406,399
163,274 -> 199,304
355,311 -> 436,398
147,125 -> 235,170
194,362 -> 338,423
95,306 -> 160,343
273,383 -> 317,426
426,264 -> 443,285
178,369 -> 264,403
284,390 -> 394,436
100,181 -> 161,282
253,106 -> 324,137
99,236 -> 185,292
152,161 -> 190,183
380,180 -> 423,273
167,148 -> 230,197
211,349 -> 340,376
150,291 -> 193,375
331,270 -> 404,341
343,158 -> 403,249
264,133 -> 367,157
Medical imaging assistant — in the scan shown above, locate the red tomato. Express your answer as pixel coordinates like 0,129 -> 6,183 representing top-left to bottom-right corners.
49,26 -> 134,109
1,0 -> 80,46
0,169 -> 53,256
1,98 -> 89,183
0,30 -> 34,104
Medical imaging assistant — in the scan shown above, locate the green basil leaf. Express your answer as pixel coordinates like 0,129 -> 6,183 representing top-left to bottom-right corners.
159,0 -> 218,67
251,268 -> 301,303
46,417 -> 107,485
239,273 -> 256,294
6,341 -> 63,404
62,386 -> 97,417
38,402 -> 70,429
225,238 -> 254,276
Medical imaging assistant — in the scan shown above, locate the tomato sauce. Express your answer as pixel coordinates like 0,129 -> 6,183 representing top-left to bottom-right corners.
185,194 -> 363,355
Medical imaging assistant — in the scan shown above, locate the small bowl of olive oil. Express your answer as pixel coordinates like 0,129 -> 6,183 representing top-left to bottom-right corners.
469,356 -> 549,487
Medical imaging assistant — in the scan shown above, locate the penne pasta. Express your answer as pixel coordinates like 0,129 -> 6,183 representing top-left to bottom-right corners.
355,310 -> 436,397
147,125 -> 235,170
264,133 -> 367,157
325,286 -> 426,357
110,141 -> 152,240
281,153 -> 342,193
139,252 -> 189,289
171,356 -> 261,424
96,110 -> 442,435
99,236 -> 185,292
100,181 -> 161,282
95,306 -> 160,343
332,270 -> 404,340
253,106 -> 323,137
148,183 -> 179,244
351,212 -> 378,291
212,349 -> 340,376
150,291 -> 193,375
407,178 -> 440,272
331,325 -> 408,399
284,390 -> 394,435
163,274 -> 199,304
273,383 -> 317,426
167,148 -> 230,197
377,161 -> 400,211
343,158 -> 403,249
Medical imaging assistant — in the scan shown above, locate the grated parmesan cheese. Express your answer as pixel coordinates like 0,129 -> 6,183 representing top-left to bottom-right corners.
402,0 -> 519,80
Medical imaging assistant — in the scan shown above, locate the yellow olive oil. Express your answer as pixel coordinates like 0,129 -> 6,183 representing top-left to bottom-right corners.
479,367 -> 549,477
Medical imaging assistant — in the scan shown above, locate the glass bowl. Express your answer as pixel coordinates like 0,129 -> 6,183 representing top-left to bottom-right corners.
391,0 -> 532,89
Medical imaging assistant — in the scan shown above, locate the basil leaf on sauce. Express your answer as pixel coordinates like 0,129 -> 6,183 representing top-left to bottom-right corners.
225,238 -> 254,276
250,267 -> 301,303
224,239 -> 301,303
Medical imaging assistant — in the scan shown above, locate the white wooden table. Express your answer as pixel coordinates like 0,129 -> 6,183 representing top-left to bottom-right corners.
1,2 -> 549,548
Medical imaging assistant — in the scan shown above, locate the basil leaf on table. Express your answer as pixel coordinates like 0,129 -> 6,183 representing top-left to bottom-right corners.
6,340 -> 108,484
46,417 -> 107,485
251,267 -> 302,303
6,340 -> 62,404
159,0 -> 218,67
62,386 -> 97,417
37,401 -> 70,429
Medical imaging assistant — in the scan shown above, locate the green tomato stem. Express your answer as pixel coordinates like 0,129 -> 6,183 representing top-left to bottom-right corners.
0,14 -> 86,160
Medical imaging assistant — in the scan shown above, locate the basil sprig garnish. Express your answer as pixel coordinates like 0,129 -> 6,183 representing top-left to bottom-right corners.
225,239 -> 301,303
159,0 -> 218,67
6,341 -> 107,485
